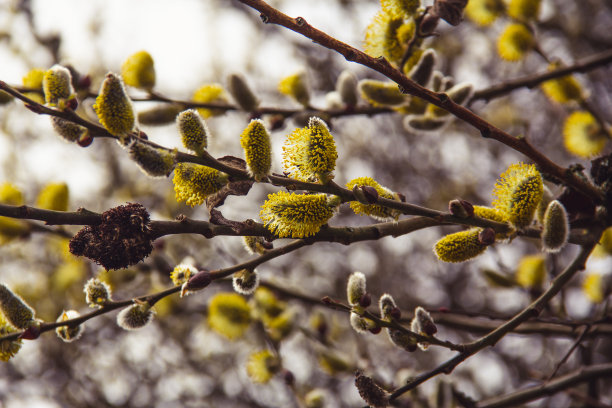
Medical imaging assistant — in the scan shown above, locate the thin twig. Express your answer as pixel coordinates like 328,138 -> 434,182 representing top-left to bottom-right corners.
475,363 -> 612,408
547,325 -> 591,380
472,48 -> 612,102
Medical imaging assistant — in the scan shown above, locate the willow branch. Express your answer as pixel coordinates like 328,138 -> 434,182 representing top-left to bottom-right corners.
0,203 -> 591,249
472,48 -> 612,102
0,239 -> 311,342
235,0 -> 604,204
431,312 -> 612,338
388,239 -> 599,400
475,363 -> 612,408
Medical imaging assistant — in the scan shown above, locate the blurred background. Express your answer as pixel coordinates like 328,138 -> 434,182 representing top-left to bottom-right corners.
0,0 -> 611,406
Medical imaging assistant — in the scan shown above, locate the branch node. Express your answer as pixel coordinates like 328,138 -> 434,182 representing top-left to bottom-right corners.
259,13 -> 269,23
295,16 -> 306,26
480,127 -> 491,138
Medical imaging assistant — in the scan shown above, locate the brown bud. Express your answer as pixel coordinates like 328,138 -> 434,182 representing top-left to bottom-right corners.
19,321 -> 42,340
182,269 -> 212,296
390,307 -> 402,320
77,132 -> 93,147
478,228 -> 496,246
449,199 -> 474,218
419,11 -> 440,36
77,74 -> 91,90
66,97 -> 78,111
359,293 -> 372,308
368,326 -> 382,335
282,369 -> 295,386
432,0 -> 468,26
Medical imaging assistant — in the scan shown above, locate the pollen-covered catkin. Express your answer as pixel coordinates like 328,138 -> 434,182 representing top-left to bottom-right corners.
240,119 -> 272,181
177,109 -> 209,155
93,73 -> 135,139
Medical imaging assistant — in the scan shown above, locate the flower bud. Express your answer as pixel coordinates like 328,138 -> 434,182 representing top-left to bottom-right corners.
84,277 -> 112,307
478,227 -> 496,246
350,312 -> 377,333
432,0 -> 469,26
353,184 -> 379,205
282,116 -> 337,183
177,109 -> 209,155
121,50 -> 156,90
246,349 -> 280,383
379,293 -> 397,319
93,73 -> 135,138
242,236 -> 272,255
192,83 -> 229,118
172,163 -> 229,207
449,199 -> 474,218
541,200 -> 569,253
562,111 -> 607,158
170,263 -> 197,286
138,104 -> 182,126
493,163 -> 543,229
465,0 -> 504,26
387,328 -> 418,352
434,228 -> 488,263
117,301 -> 155,330
536,185 -> 554,224
232,269 -> 259,295
541,63 -> 583,104
359,293 -> 372,308
359,79 -> 406,107
408,49 -> 436,86
208,292 -> 252,339
43,65 -> 75,108
55,310 -> 84,342
355,371 -> 389,408
278,71 -> 310,106
403,115 -> 448,132
0,315 -> 22,361
411,306 -> 437,336
36,182 -> 69,212
347,271 -> 367,306
0,284 -> 35,330
22,68 -> 45,104
497,23 -> 534,62
507,0 -> 541,21
427,82 -> 474,117
50,116 -> 88,143
516,255 -> 546,289
336,70 -> 358,107
128,139 -> 176,177
347,177 -> 401,221
77,132 -> 93,147
260,192 -> 335,238
305,389 -> 326,408
181,269 -> 212,297
240,119 -> 272,181
227,73 -> 259,112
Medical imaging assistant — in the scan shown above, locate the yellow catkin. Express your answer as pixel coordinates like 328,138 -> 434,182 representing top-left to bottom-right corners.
562,111 -> 608,158
207,293 -> 252,340
240,119 -> 272,181
121,50 -> 156,90
497,24 -> 534,62
434,229 -> 488,263
516,255 -> 546,288
492,163 -> 543,228
260,191 -> 336,238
